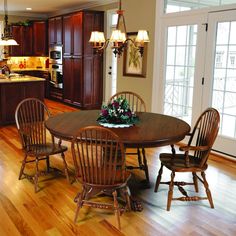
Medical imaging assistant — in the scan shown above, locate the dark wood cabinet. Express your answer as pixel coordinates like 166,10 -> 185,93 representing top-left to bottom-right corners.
63,15 -> 73,56
14,70 -> 50,98
63,57 -> 82,106
48,17 -> 62,45
0,81 -> 44,125
10,21 -> 47,56
62,11 -> 104,109
33,21 -> 48,56
9,25 -> 33,56
63,12 -> 82,57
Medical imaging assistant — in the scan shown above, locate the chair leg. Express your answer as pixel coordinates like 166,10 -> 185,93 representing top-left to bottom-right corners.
61,152 -> 70,183
46,156 -> 50,173
142,147 -> 149,182
74,187 -> 86,223
201,171 -> 214,209
34,157 -> 40,193
113,190 -> 121,230
192,172 -> 199,193
167,171 -> 175,211
154,164 -> 163,192
19,153 -> 28,180
124,186 -> 131,211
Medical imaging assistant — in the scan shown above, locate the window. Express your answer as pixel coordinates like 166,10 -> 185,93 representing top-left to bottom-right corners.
164,0 -> 236,13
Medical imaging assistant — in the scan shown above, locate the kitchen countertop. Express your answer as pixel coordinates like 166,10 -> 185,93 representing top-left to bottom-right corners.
12,68 -> 49,72
0,74 -> 45,83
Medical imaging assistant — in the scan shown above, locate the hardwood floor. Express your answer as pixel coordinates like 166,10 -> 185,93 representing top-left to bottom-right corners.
0,99 -> 235,235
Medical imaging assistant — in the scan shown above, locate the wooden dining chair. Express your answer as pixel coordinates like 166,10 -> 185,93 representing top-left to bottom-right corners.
154,108 -> 220,210
15,98 -> 70,192
108,91 -> 149,182
71,126 -> 131,230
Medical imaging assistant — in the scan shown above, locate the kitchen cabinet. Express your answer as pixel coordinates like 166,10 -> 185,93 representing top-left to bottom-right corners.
14,70 -> 50,98
48,17 -> 62,45
33,21 -> 48,56
9,25 -> 33,56
62,11 -> 104,109
9,21 -> 47,56
63,12 -> 82,57
63,57 -> 82,106
0,80 -> 44,125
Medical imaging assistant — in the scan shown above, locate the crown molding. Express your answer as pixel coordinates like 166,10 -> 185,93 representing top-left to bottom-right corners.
49,0 -> 117,17
0,11 -> 48,19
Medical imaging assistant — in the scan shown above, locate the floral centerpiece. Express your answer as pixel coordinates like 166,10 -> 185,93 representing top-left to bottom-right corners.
97,97 -> 139,126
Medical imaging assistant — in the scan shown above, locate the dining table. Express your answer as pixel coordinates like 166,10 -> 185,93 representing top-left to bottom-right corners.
45,110 -> 191,148
45,110 -> 190,211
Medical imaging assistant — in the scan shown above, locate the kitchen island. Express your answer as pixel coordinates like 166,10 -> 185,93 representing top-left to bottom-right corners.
0,75 -> 45,125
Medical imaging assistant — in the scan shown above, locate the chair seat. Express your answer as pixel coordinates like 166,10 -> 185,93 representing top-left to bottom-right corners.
77,168 -> 131,188
26,143 -> 68,157
160,153 -> 207,172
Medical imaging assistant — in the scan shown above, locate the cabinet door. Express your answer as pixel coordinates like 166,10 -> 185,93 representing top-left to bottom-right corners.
63,15 -> 73,57
83,56 -> 93,107
63,58 -> 73,103
72,57 -> 83,105
55,17 -> 63,45
23,26 -> 33,56
9,25 -> 23,56
73,12 -> 83,57
93,55 -> 103,107
83,13 -> 94,56
33,21 -> 48,56
48,18 -> 56,45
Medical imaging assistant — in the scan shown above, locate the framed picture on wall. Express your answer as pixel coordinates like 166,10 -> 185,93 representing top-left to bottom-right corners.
123,32 -> 147,78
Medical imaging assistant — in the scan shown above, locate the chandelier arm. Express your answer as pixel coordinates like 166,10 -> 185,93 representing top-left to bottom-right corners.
94,39 -> 110,54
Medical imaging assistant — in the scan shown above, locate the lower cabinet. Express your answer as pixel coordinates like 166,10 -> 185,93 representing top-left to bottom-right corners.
63,56 -> 102,109
63,57 -> 82,106
0,81 -> 45,125
14,70 -> 50,98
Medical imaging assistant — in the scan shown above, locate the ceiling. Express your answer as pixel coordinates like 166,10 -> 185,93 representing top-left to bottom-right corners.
0,0 -> 116,17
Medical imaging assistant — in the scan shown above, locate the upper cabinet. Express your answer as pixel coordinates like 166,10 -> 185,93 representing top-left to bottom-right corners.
9,25 -> 33,56
33,21 -> 48,56
63,12 -> 83,57
83,12 -> 104,56
48,17 -> 62,45
9,21 -> 48,57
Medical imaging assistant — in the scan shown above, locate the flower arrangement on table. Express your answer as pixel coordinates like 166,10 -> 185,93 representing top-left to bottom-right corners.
97,97 -> 139,127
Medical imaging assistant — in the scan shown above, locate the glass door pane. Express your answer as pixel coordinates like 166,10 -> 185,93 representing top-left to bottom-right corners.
204,9 -> 236,156
163,24 -> 197,124
212,21 -> 236,138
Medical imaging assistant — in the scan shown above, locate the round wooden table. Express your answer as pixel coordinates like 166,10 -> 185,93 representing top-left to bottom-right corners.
45,110 -> 190,148
46,110 -> 190,211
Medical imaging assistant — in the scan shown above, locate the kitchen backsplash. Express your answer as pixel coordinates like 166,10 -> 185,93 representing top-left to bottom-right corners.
7,57 -> 49,70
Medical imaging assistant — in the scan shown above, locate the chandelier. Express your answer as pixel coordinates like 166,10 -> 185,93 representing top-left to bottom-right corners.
0,0 -> 18,46
89,0 -> 149,57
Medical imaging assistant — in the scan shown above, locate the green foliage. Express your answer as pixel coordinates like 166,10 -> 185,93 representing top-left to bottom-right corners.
97,97 -> 139,124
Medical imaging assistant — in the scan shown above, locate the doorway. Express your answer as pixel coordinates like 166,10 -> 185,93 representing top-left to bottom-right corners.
105,9 -> 118,103
158,9 -> 236,156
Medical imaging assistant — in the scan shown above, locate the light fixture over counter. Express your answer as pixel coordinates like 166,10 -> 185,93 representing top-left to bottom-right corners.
0,0 -> 18,46
89,0 -> 149,57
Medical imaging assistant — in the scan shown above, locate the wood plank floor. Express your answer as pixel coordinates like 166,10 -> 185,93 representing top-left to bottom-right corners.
0,99 -> 235,236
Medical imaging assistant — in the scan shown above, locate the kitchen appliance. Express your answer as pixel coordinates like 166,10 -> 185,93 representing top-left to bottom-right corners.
49,45 -> 63,88
49,45 -> 63,64
49,64 -> 63,88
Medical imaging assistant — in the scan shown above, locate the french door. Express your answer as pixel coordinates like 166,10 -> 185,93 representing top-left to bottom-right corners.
159,14 -> 207,129
160,10 -> 236,156
204,10 -> 236,156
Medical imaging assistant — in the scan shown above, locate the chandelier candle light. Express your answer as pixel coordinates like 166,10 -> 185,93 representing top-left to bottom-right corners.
89,0 -> 149,57
0,0 -> 18,46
